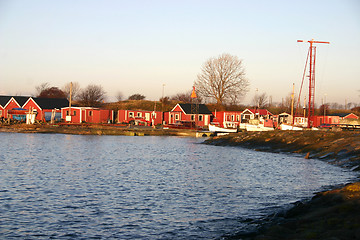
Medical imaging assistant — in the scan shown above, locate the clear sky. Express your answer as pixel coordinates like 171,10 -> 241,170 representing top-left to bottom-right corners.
0,0 -> 359,106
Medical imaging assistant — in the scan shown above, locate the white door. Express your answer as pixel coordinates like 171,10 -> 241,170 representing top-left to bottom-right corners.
145,113 -> 150,121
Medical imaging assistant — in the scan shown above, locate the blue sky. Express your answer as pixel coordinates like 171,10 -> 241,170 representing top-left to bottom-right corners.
0,0 -> 359,105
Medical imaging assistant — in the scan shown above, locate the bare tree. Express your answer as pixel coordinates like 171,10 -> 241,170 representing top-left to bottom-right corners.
171,91 -> 192,103
116,91 -> 124,102
62,82 -> 81,100
35,82 -> 50,96
38,87 -> 66,98
252,92 -> 268,108
78,84 -> 106,107
194,53 -> 249,105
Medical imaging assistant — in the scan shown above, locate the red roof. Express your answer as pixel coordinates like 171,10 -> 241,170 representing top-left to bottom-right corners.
244,108 -> 273,115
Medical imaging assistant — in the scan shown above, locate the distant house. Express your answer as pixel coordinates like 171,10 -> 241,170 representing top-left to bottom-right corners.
23,97 -> 69,121
0,96 -> 29,119
241,108 -> 273,122
212,111 -> 242,128
0,96 -> 69,122
117,109 -> 163,126
312,115 -> 340,127
294,116 -> 308,128
164,103 -> 212,127
329,113 -> 359,120
61,107 -> 114,124
0,96 -> 11,118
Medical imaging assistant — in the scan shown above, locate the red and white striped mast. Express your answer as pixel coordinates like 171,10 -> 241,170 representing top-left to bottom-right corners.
297,39 -> 329,128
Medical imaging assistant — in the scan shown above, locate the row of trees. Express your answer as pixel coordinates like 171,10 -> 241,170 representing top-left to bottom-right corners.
35,82 -> 151,107
35,82 -> 106,107
34,52 -> 356,112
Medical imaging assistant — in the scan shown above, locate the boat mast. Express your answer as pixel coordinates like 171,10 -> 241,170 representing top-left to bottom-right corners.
297,39 -> 329,128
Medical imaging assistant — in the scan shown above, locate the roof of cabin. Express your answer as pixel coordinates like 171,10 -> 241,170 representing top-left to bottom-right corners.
0,95 -> 69,109
243,108 -> 273,115
31,97 -> 69,109
0,96 -> 30,107
177,103 -> 212,114
329,113 -> 358,118
0,96 -> 11,107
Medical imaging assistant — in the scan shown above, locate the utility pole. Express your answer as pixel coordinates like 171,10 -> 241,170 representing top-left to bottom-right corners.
291,83 -> 295,125
67,82 -> 73,122
297,39 -> 330,128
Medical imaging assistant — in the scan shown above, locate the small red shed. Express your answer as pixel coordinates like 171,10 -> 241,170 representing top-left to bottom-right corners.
164,103 -> 212,127
61,107 -> 113,123
212,111 -> 242,128
23,97 -> 68,122
118,109 -> 163,126
312,115 -> 340,127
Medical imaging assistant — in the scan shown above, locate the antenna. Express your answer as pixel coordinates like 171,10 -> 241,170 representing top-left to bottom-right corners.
297,39 -> 330,128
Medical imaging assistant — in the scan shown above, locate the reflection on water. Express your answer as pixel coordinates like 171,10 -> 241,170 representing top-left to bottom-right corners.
0,133 -> 357,239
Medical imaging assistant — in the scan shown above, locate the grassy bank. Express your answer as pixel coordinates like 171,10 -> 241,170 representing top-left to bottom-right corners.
204,131 -> 360,239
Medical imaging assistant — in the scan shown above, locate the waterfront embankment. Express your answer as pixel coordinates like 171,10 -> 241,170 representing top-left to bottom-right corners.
205,131 -> 360,239
0,123 -> 199,137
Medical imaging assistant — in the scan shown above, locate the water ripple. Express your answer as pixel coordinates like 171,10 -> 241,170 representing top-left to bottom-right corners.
0,133 -> 357,239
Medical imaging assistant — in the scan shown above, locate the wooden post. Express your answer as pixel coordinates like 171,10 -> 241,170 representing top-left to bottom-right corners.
291,83 -> 295,125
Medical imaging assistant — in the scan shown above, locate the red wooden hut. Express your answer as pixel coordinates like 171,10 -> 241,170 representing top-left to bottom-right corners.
23,97 -> 69,121
61,107 -> 113,124
212,111 -> 242,128
164,103 -> 212,128
117,109 -> 162,126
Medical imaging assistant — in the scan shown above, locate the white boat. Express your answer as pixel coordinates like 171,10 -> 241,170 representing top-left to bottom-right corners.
209,123 -> 237,133
280,124 -> 303,131
245,124 -> 274,132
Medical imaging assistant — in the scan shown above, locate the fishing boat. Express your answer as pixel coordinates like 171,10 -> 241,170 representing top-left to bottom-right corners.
279,123 -> 304,131
244,124 -> 274,131
208,123 -> 237,133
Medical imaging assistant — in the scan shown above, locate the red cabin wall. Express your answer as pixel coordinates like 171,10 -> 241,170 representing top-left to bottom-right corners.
5,99 -> 21,119
118,110 -> 162,125
61,108 -> 82,123
0,106 -> 6,118
313,116 -> 340,127
23,99 -> 44,121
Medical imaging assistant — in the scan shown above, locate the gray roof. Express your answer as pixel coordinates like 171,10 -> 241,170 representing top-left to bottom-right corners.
0,95 -> 69,110
32,97 -> 69,109
177,103 -> 212,115
0,96 -> 30,107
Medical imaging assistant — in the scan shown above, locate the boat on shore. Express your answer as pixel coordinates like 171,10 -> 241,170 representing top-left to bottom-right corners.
208,123 -> 238,133
238,123 -> 274,132
280,124 -> 304,131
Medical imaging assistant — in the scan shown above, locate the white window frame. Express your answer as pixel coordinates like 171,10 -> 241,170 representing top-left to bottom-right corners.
129,112 -> 134,118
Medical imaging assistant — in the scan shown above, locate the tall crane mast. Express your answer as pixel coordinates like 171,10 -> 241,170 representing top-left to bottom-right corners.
297,39 -> 330,128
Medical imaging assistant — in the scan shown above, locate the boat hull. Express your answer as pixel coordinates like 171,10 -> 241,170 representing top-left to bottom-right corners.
209,124 -> 237,133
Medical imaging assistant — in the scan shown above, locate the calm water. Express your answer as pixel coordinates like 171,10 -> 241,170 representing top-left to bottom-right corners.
0,132 -> 357,239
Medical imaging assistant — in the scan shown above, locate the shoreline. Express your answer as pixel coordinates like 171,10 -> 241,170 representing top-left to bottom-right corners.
0,123 -> 201,137
204,131 -> 360,239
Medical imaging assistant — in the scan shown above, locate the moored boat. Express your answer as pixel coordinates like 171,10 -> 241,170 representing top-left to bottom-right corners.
280,124 -> 304,131
208,123 -> 237,133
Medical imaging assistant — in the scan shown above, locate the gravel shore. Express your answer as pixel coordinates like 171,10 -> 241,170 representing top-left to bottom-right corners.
205,131 -> 360,240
